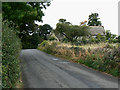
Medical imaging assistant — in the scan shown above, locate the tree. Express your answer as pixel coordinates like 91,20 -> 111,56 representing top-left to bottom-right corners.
58,18 -> 71,25
2,2 -> 51,48
87,13 -> 102,26
105,30 -> 112,40
39,24 -> 53,40
2,2 -> 50,36
59,18 -> 66,23
55,23 -> 89,42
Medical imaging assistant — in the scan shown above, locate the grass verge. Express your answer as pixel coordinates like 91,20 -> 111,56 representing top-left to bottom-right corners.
38,41 -> 120,77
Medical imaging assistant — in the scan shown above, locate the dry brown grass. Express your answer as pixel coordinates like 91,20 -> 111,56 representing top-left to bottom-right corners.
50,41 -> 118,50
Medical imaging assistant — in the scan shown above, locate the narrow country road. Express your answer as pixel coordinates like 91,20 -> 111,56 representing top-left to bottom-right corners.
20,49 -> 119,88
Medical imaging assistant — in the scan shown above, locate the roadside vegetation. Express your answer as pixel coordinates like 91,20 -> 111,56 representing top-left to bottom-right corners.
0,13 -> 2,89
2,2 -> 120,88
38,41 -> 120,77
2,2 -> 51,88
38,14 -> 120,77
2,21 -> 21,88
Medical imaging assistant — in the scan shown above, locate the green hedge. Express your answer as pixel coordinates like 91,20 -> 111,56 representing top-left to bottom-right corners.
2,21 -> 21,88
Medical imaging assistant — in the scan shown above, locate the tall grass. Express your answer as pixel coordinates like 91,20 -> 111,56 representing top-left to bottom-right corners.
38,41 -> 120,77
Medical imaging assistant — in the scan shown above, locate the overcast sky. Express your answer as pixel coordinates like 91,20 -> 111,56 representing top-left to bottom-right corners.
36,0 -> 119,35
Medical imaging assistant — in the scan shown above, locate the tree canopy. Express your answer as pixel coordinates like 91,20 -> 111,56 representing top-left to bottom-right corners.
58,18 -> 71,25
87,13 -> 102,26
55,22 -> 89,42
39,24 -> 53,40
2,2 -> 51,48
2,2 -> 51,37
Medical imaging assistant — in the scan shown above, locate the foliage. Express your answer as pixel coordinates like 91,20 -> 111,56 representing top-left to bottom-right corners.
59,18 -> 66,23
39,24 -> 53,40
118,35 -> 120,43
96,33 -> 102,41
0,13 -> 2,89
22,33 -> 41,49
89,36 -> 95,44
2,2 -> 51,48
38,41 -> 120,77
105,30 -> 112,40
39,40 -> 49,47
105,30 -> 118,43
38,41 -> 57,54
49,36 -> 57,41
81,37 -> 88,44
95,33 -> 106,43
55,22 -> 89,42
2,21 -> 21,88
62,38 -> 69,43
58,18 -> 71,25
87,13 -> 102,26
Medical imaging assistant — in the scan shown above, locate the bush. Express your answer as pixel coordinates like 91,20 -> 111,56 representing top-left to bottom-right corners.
39,40 -> 49,47
62,38 -> 69,43
38,40 -> 55,54
89,37 -> 95,44
100,36 -> 106,42
49,36 -> 57,41
81,37 -> 88,44
2,21 -> 21,88
118,35 -> 120,43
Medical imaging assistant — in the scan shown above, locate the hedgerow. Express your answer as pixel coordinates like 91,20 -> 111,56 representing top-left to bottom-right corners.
2,21 -> 21,88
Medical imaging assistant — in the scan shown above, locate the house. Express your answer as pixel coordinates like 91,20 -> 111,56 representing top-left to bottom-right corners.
49,26 -> 106,41
88,26 -> 105,36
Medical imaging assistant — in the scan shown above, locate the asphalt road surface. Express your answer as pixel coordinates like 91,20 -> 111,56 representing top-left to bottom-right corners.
20,49 -> 119,88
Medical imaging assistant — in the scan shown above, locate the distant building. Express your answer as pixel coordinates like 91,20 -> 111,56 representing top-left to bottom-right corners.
88,26 -> 105,36
49,26 -> 106,41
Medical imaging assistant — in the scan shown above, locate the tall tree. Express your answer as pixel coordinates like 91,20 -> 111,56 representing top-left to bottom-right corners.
2,2 -> 50,37
55,23 -> 89,42
87,13 -> 102,26
39,24 -> 53,40
2,2 -> 51,48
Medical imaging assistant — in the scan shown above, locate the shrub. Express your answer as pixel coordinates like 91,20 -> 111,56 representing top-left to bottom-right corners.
62,38 -> 69,43
49,36 -> 57,41
39,40 -> 49,47
118,35 -> 120,43
96,33 -> 102,41
38,40 -> 56,54
45,42 -> 57,54
2,21 -> 21,88
81,37 -> 87,44
37,40 -> 120,77
89,37 -> 95,44
100,36 -> 106,42
44,44 -> 53,54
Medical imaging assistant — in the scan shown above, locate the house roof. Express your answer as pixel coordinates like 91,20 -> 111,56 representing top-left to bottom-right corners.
88,26 -> 105,36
